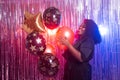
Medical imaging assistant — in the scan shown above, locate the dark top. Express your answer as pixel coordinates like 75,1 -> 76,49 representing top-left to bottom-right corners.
63,37 -> 94,80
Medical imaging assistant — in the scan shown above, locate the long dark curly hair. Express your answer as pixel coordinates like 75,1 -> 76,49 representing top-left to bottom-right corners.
83,19 -> 102,44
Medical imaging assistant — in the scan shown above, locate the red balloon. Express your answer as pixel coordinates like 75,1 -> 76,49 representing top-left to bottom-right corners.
44,43 -> 56,55
56,27 -> 74,50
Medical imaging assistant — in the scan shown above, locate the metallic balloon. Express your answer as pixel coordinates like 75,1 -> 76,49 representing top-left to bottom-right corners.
38,53 -> 59,77
43,7 -> 61,29
23,12 -> 46,34
26,31 -> 46,56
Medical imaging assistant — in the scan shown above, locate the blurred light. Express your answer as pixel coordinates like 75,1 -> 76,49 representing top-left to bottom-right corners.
47,28 -> 58,36
45,48 -> 52,53
49,59 -> 52,63
44,43 -> 56,55
99,25 -> 108,36
53,15 -> 56,18
65,31 -> 70,38
76,3 -> 83,12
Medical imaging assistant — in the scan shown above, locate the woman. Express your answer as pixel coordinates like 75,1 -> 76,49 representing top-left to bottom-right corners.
59,19 -> 102,80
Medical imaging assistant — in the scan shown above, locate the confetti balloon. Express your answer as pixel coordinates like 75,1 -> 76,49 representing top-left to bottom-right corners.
43,7 -> 61,29
26,31 -> 46,56
38,53 -> 59,77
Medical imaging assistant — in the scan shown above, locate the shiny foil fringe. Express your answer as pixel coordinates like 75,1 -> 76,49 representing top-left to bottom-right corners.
0,0 -> 120,80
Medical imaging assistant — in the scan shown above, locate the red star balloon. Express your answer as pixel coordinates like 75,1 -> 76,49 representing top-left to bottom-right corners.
26,32 -> 46,56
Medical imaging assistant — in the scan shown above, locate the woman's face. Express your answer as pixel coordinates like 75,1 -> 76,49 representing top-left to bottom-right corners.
76,22 -> 86,35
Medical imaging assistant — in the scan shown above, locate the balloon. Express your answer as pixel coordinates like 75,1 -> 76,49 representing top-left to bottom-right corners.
43,7 -> 61,29
38,53 -> 59,77
44,43 -> 56,55
24,11 -> 34,20
56,27 -> 74,50
23,12 -> 46,34
22,24 -> 33,34
35,13 -> 46,32
26,31 -> 46,56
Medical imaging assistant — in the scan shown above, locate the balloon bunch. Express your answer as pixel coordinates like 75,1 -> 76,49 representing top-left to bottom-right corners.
22,7 -> 74,77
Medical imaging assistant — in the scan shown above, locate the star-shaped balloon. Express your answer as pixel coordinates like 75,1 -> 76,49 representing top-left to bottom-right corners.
22,11 -> 46,34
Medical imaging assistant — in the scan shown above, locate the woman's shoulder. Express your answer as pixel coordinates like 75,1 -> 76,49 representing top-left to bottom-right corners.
81,37 -> 94,43
80,37 -> 95,52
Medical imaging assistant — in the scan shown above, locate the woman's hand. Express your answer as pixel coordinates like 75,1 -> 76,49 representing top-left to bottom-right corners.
57,33 -> 83,62
57,36 -> 70,47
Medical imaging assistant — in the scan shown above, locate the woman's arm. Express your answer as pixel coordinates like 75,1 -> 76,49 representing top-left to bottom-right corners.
59,37 -> 94,62
59,37 -> 83,62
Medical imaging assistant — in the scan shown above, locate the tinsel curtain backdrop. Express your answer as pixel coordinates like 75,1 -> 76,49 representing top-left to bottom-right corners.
0,0 -> 120,80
